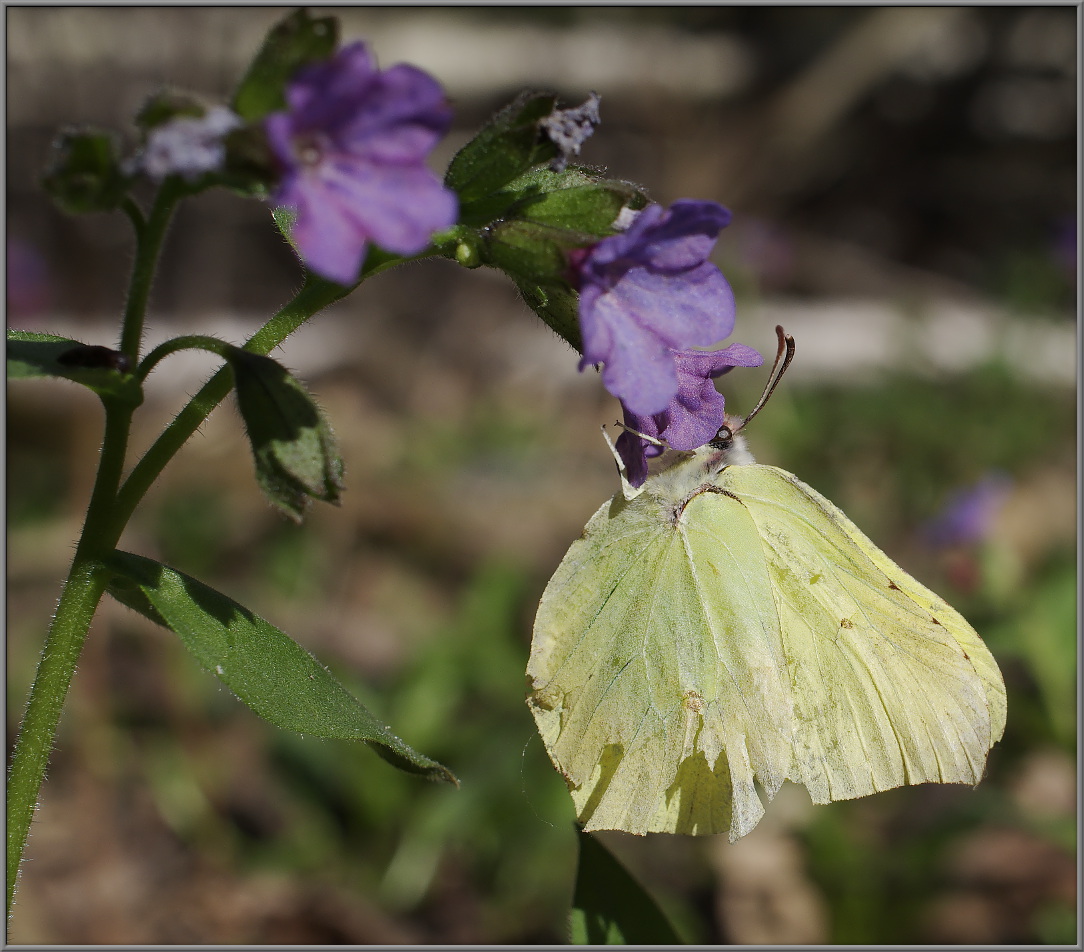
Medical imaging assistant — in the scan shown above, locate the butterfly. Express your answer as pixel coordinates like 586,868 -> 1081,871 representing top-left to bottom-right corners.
527,326 -> 1006,838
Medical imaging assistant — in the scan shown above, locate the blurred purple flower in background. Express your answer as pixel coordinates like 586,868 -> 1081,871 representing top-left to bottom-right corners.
615,343 -> 763,486
923,472 -> 1013,548
265,42 -> 458,285
7,237 -> 53,322
570,199 -> 738,417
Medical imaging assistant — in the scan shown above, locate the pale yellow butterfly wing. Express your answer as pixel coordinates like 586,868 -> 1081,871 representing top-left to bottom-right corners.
527,458 -> 1006,839
710,464 -> 1006,803
527,486 -> 794,838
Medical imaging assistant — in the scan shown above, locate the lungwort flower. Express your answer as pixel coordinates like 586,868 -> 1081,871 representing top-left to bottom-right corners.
570,199 -> 739,417
265,42 -> 458,284
615,343 -> 763,487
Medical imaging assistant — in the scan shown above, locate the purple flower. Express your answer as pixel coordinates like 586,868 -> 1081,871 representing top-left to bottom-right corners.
265,43 -> 458,285
923,472 -> 1012,548
571,199 -> 737,417
615,343 -> 764,487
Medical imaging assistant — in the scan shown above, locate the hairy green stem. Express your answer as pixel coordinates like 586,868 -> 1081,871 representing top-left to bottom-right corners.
6,183 -> 179,917
137,334 -> 235,382
6,561 -> 108,914
118,181 -> 181,361
7,236 -> 418,918
6,403 -> 137,915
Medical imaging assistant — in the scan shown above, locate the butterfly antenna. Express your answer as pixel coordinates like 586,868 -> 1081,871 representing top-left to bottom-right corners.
733,325 -> 795,434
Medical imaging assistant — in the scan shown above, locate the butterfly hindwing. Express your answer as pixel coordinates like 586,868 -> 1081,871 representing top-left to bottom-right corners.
529,485 -> 791,837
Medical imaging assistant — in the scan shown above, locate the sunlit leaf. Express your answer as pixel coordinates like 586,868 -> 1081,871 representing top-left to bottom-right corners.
7,330 -> 142,407
104,549 -> 457,785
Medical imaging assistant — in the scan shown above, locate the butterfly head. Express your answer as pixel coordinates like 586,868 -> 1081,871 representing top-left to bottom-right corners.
705,325 -> 795,469
704,413 -> 756,467
622,327 -> 796,499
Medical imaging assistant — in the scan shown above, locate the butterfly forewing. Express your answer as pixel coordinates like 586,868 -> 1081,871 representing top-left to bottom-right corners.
716,464 -> 1004,800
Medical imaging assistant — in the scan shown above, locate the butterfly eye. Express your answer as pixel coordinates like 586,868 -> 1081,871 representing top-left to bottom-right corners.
710,425 -> 733,449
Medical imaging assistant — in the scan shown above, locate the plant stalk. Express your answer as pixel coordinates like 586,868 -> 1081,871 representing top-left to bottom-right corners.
7,237 -> 417,918
6,183 -> 179,917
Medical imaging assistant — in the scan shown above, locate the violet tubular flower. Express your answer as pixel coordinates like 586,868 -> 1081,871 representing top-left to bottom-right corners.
923,472 -> 1012,548
571,199 -> 738,417
265,42 -> 458,285
615,343 -> 764,487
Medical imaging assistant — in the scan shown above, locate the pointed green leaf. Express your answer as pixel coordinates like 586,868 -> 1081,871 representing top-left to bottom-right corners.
232,8 -> 339,122
104,550 -> 457,785
226,349 -> 345,520
445,91 -> 559,204
514,280 -> 583,354
7,330 -> 143,407
570,829 -> 683,945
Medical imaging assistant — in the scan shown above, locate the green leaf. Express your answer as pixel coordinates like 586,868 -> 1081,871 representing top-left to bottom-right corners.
232,8 -> 339,122
509,173 -> 646,234
104,550 -> 457,785
514,281 -> 583,354
227,349 -> 344,521
444,91 -> 559,204
7,330 -> 143,407
570,829 -> 683,945
481,219 -> 592,284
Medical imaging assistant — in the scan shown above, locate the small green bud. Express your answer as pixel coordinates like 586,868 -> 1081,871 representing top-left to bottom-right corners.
455,240 -> 482,268
41,128 -> 128,215
228,349 -> 344,521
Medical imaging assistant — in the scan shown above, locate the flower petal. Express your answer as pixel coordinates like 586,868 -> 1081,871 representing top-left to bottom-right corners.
614,343 -> 764,485
265,42 -> 457,281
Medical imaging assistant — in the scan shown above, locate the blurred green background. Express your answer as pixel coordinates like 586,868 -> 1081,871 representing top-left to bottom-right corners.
7,6 -> 1076,945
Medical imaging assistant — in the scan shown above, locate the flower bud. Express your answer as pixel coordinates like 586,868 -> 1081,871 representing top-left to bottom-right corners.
41,129 -> 128,215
